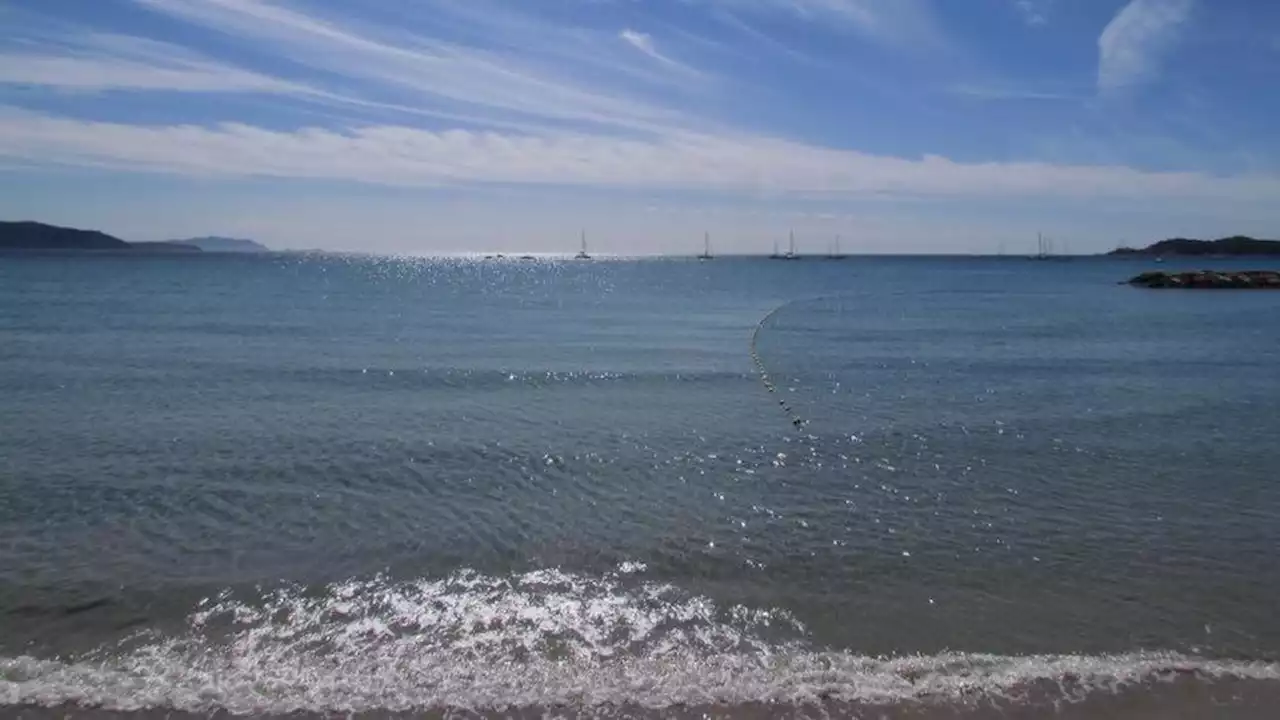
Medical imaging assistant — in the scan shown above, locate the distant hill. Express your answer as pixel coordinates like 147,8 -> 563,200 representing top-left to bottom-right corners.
132,241 -> 202,253
0,220 -> 131,250
1110,236 -> 1280,256
0,223 -> 271,253
168,236 -> 269,253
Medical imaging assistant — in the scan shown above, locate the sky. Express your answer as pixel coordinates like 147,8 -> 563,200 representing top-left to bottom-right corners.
1,0 -> 1278,255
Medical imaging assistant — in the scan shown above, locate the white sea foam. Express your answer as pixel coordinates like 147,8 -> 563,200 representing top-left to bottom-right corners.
2,565 -> 1278,714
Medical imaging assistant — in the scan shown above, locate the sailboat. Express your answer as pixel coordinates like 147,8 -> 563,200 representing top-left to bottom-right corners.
826,234 -> 847,260
784,230 -> 800,260
1033,232 -> 1054,260
697,231 -> 713,260
574,229 -> 591,260
1032,232 -> 1071,261
770,231 -> 800,260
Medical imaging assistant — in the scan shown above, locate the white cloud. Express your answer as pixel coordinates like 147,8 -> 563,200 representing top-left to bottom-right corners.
617,28 -> 706,78
2,107 -> 1275,204
620,29 -> 667,63
1013,0 -> 1053,27
1098,0 -> 1195,92
620,29 -> 656,55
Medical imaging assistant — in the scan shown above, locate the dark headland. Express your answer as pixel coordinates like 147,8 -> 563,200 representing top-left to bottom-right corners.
0,220 -> 134,251
0,221 -> 268,253
1110,236 -> 1280,257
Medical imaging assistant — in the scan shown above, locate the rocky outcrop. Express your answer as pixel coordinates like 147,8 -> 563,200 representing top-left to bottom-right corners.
1126,270 -> 1280,289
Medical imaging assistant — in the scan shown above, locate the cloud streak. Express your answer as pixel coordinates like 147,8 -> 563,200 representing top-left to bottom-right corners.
0,54 -> 293,94
129,0 -> 701,133
0,33 -> 299,94
701,0 -> 947,48
948,82 -> 1081,101
2,107 -> 1274,204
620,29 -> 672,65
1098,0 -> 1195,92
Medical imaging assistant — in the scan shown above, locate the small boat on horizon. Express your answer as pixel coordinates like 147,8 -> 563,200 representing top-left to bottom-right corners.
575,230 -> 591,260
825,234 -> 847,260
1032,232 -> 1074,261
770,230 -> 800,260
697,231 -> 713,260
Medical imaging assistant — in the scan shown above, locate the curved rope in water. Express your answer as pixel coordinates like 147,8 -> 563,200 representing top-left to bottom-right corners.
749,300 -> 808,429
750,294 -> 855,430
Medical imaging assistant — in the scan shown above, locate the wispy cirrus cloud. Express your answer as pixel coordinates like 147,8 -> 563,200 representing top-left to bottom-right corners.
0,54 -> 283,93
620,29 -> 671,64
702,0 -> 947,48
948,82 -> 1081,101
128,0 -> 700,133
2,0 -> 1277,254
1098,0 -> 1195,92
617,28 -> 708,79
0,32 -> 299,94
3,105 -> 1275,204
1,0 -> 1273,220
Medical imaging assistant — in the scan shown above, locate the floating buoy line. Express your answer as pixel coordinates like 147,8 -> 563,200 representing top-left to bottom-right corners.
750,294 -> 857,431
749,300 -> 807,429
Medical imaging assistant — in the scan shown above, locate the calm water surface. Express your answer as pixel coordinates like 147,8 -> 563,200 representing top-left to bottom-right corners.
1,252 -> 1279,718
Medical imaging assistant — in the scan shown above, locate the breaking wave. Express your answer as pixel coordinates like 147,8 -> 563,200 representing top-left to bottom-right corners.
2,565 -> 1277,715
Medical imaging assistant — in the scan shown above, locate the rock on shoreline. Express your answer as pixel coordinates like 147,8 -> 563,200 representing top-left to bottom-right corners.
1126,270 -> 1280,289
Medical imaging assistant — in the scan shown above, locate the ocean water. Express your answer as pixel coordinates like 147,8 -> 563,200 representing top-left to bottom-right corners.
1,251 -> 1279,718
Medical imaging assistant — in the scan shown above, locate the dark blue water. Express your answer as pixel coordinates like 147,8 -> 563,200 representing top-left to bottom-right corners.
1,252 -> 1279,717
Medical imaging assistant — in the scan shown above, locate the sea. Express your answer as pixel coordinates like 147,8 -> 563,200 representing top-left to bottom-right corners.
1,251 -> 1279,719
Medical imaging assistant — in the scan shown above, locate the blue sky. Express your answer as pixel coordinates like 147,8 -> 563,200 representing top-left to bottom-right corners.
1,0 -> 1277,254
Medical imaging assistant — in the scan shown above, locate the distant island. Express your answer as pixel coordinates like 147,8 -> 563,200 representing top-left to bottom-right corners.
0,221 -> 269,253
167,236 -> 269,253
1110,236 -> 1280,256
130,241 -> 202,253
